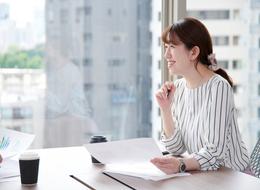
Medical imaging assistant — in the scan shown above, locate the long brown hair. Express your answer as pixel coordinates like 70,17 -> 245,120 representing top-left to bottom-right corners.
162,17 -> 233,87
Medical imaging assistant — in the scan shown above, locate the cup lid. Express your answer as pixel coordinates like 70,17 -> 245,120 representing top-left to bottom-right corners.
19,152 -> 39,160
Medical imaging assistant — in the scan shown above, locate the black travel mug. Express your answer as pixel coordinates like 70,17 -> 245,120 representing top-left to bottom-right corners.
89,135 -> 107,163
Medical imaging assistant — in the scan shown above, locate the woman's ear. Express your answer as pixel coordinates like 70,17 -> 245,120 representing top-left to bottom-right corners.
189,46 -> 200,61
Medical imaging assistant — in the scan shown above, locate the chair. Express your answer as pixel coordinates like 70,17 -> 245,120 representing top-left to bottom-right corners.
250,138 -> 260,178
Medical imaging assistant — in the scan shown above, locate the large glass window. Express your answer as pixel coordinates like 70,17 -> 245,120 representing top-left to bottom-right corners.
0,0 -> 153,148
212,36 -> 229,46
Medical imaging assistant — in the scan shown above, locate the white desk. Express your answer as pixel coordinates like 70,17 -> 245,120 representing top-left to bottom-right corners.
1,146 -> 259,190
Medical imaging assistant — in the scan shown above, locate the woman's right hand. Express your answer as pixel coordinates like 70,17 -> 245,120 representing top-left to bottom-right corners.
155,81 -> 175,111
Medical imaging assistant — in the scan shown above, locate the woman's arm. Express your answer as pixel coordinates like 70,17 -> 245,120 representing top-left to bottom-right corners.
151,156 -> 200,174
156,81 -> 186,155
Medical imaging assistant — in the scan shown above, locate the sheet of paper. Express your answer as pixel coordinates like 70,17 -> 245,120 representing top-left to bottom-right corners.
84,138 -> 191,181
84,138 -> 163,164
104,162 -> 190,181
0,159 -> 20,181
0,128 -> 35,159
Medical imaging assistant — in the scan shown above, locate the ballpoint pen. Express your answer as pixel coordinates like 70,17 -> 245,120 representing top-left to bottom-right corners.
102,172 -> 136,190
70,175 -> 96,190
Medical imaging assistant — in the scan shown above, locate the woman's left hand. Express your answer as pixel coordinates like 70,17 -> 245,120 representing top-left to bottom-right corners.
150,156 -> 180,174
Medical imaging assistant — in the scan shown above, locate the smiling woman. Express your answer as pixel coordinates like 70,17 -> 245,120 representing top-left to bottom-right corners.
151,17 -> 249,174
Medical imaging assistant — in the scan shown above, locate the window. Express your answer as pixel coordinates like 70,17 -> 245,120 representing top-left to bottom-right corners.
0,0 -> 152,148
84,83 -> 93,91
232,60 -> 242,70
233,36 -> 239,46
84,58 -> 92,66
107,8 -> 112,16
112,34 -> 122,42
187,10 -> 230,20
186,0 -> 259,151
233,9 -> 240,20
83,33 -> 92,42
212,36 -> 229,46
84,6 -> 91,15
218,60 -> 229,69
158,12 -> 161,21
258,84 -> 260,96
60,9 -> 69,24
233,85 -> 238,94
108,59 -> 125,66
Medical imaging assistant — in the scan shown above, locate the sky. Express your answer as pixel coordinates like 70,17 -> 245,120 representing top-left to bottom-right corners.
0,0 -> 44,27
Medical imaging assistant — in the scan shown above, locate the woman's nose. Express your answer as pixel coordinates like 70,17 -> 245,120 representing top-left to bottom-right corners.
164,48 -> 171,59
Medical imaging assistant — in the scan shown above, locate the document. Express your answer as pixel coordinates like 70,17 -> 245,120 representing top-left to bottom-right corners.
0,128 -> 35,182
0,128 -> 35,159
84,138 -> 190,181
0,159 -> 19,183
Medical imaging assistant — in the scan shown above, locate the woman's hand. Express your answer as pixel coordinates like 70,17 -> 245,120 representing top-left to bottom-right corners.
0,154 -> 2,163
150,156 -> 180,174
155,82 -> 175,112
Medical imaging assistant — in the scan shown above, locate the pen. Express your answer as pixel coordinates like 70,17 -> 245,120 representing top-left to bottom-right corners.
102,172 -> 136,190
70,175 -> 96,190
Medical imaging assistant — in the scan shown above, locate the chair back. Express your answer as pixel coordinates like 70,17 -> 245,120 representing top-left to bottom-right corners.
250,138 -> 260,178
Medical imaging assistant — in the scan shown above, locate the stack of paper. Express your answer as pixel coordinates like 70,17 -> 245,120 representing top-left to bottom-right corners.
0,128 -> 35,183
84,138 -> 190,181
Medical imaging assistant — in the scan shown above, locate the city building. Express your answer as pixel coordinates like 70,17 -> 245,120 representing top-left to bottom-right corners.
45,0 -> 152,147
0,69 -> 45,148
151,0 -> 259,151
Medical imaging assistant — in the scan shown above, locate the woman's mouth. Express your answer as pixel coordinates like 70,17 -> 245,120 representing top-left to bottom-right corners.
167,61 -> 176,67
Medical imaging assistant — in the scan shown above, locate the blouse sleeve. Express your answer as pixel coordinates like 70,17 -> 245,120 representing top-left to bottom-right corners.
161,81 -> 186,156
193,81 -> 233,171
161,129 -> 186,156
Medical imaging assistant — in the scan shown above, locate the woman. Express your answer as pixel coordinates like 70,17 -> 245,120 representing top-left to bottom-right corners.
151,17 -> 249,174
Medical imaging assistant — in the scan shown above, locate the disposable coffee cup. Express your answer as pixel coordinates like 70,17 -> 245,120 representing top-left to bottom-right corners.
19,152 -> 40,186
89,135 -> 107,163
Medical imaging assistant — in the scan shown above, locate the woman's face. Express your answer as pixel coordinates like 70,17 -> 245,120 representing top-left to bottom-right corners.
164,42 -> 192,76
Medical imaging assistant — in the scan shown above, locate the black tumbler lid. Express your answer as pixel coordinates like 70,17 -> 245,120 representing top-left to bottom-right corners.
90,135 -> 107,143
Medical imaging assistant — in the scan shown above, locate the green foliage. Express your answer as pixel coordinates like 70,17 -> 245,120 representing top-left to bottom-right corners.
0,45 -> 44,69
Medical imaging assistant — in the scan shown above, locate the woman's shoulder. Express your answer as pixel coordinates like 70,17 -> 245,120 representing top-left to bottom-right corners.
211,74 -> 232,87
209,74 -> 233,94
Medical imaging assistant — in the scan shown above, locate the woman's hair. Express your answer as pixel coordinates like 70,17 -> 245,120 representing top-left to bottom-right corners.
162,17 -> 233,87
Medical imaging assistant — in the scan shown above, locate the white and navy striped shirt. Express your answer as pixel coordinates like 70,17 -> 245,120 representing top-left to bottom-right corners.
162,74 -> 249,171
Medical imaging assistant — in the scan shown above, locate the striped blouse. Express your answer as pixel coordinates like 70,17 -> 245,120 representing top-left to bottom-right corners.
161,74 -> 249,171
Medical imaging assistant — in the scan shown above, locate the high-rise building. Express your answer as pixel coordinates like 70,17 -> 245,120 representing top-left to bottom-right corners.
0,3 -> 9,21
45,0 -> 152,147
151,0 -> 260,152
246,0 -> 260,150
0,69 -> 45,148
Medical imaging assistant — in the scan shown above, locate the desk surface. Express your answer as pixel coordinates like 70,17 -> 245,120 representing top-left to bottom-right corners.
0,146 -> 259,190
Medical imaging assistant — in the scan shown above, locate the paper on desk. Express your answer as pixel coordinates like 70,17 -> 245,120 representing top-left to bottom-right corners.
104,162 -> 190,181
84,138 -> 190,181
84,138 -> 163,164
0,128 -> 35,159
0,159 -> 20,182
